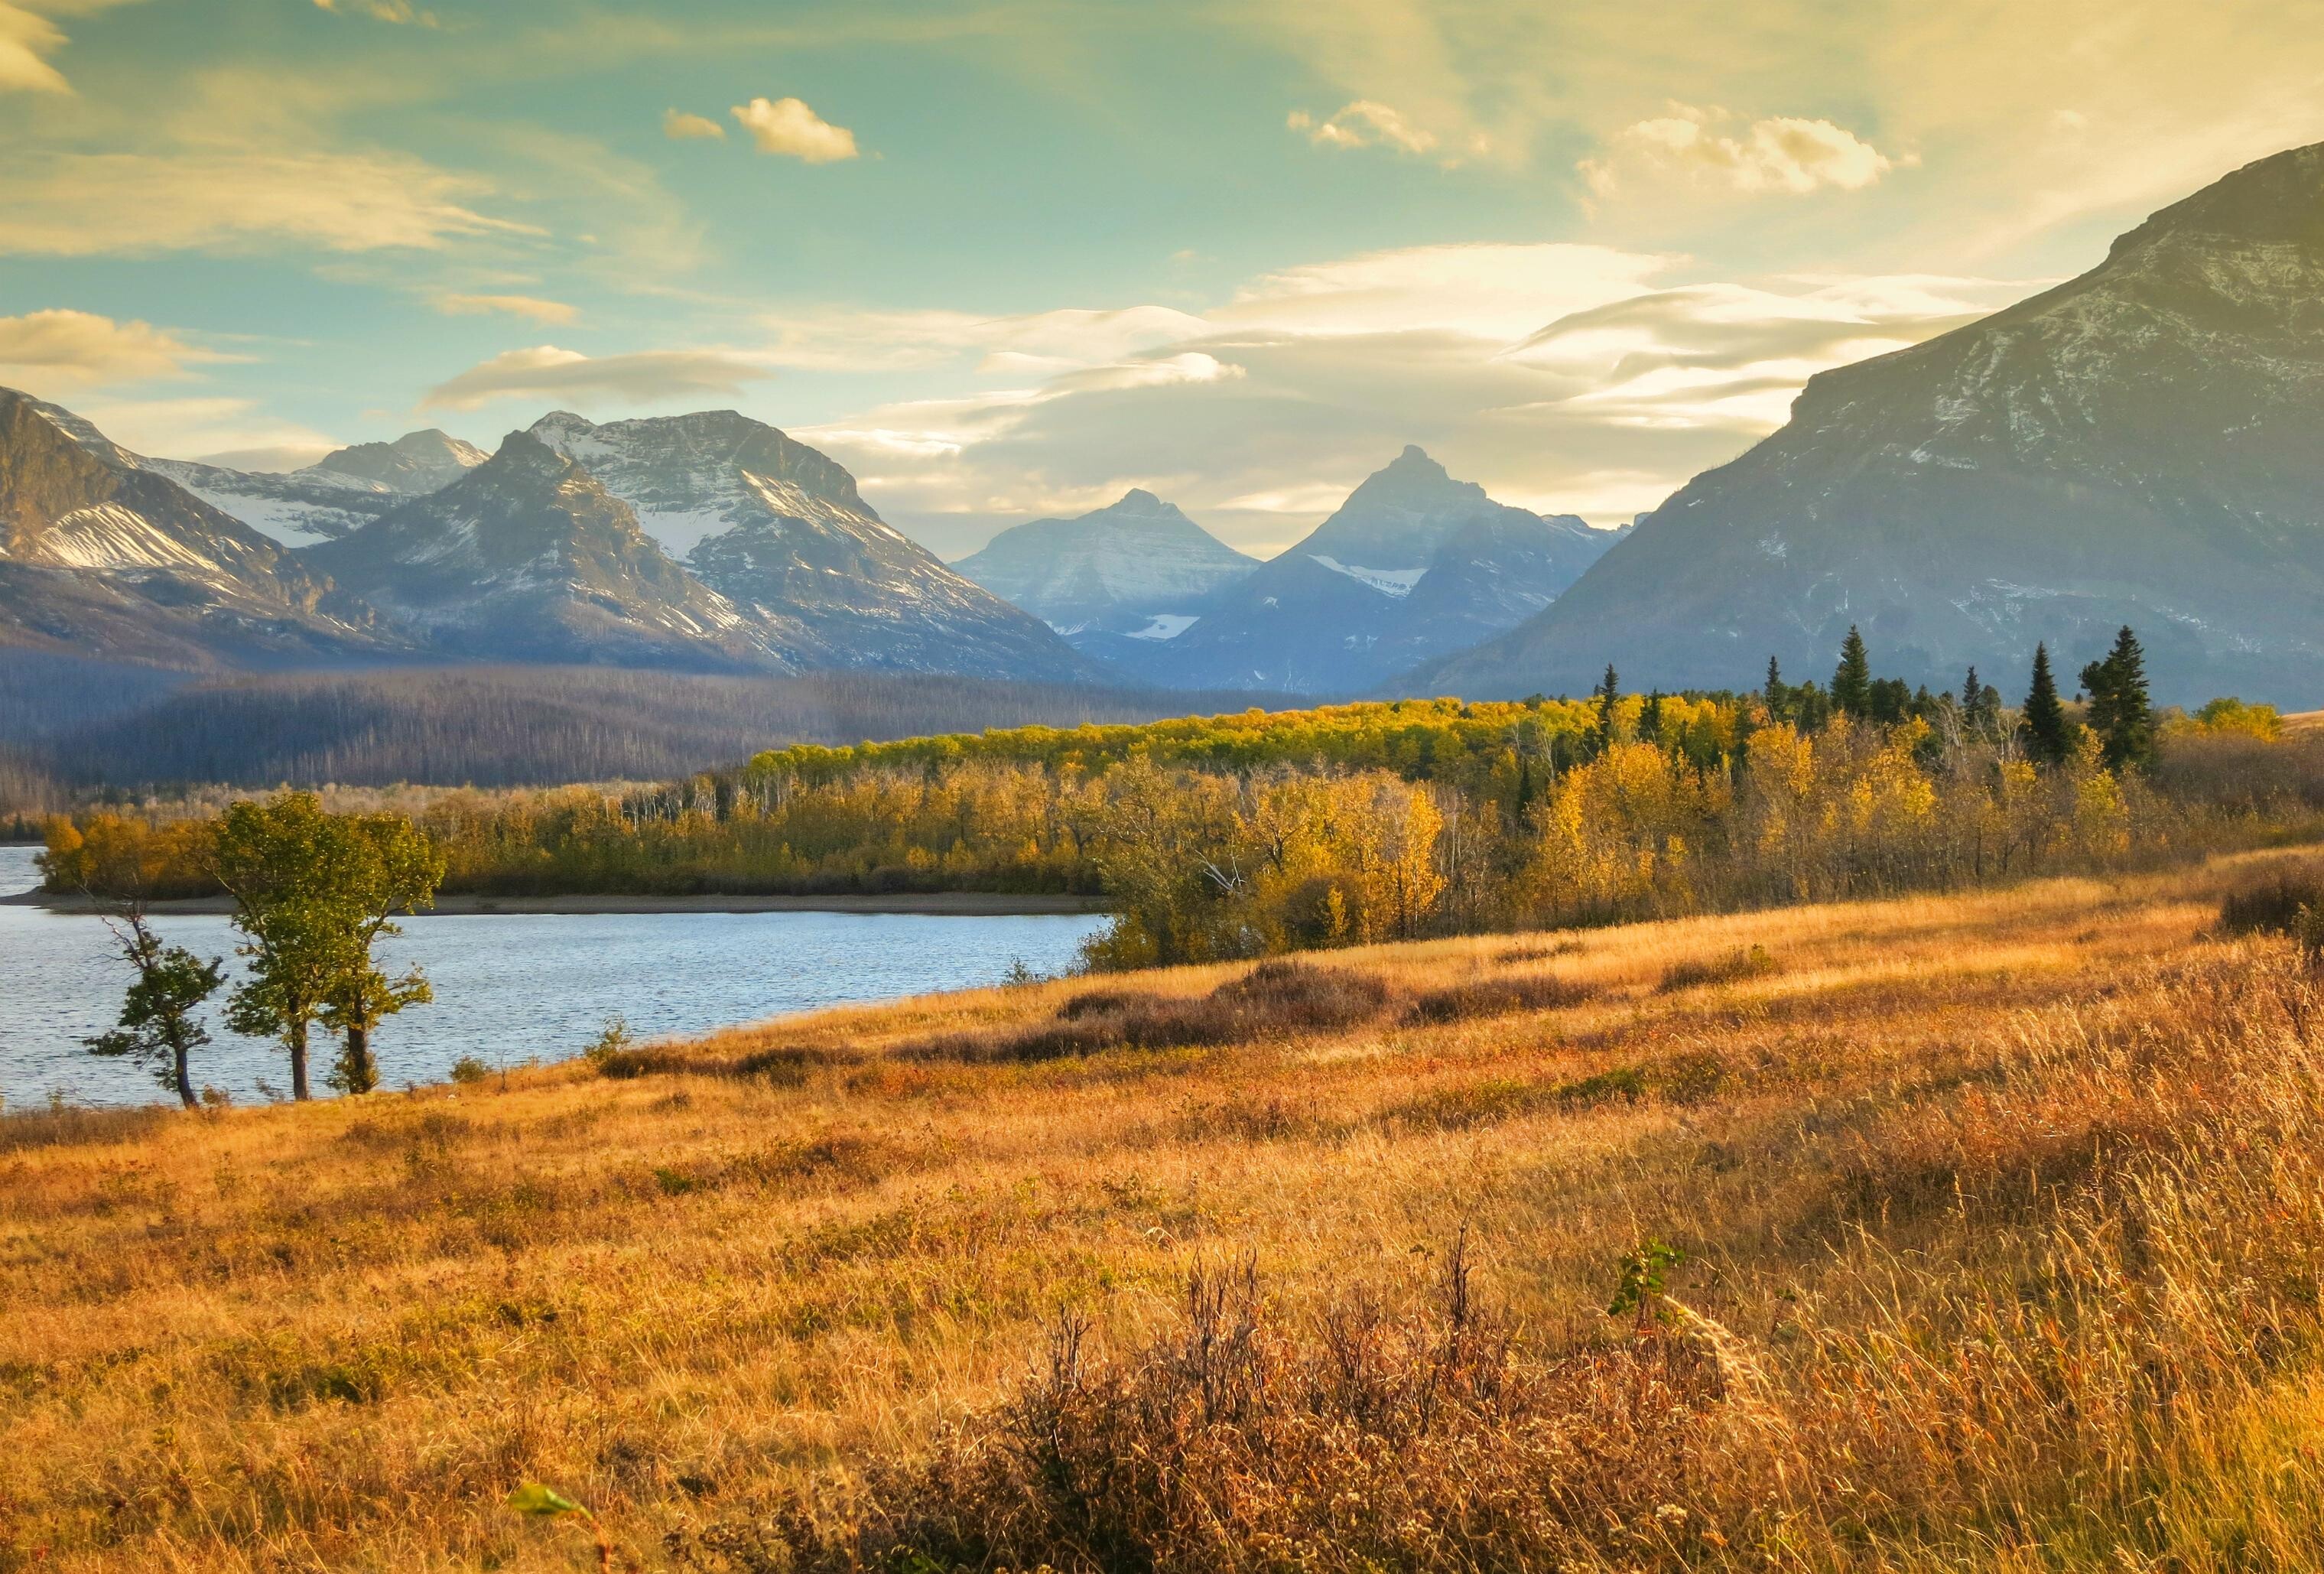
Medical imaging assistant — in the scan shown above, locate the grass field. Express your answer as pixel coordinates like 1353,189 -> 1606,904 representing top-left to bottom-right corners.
8,853 -> 2324,1570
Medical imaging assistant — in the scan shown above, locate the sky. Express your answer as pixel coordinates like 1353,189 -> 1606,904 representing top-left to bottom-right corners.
2,1 -> 2321,560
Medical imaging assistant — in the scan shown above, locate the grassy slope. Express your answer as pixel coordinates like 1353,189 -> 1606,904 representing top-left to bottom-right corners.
6,856 -> 2324,1569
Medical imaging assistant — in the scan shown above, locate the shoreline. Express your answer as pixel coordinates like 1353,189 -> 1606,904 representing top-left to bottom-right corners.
3,889 -> 1110,918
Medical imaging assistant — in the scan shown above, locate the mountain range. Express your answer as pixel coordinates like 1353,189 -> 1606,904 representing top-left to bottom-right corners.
1091,447 -> 1624,694
1416,140 -> 2324,707
10,138 -> 2324,709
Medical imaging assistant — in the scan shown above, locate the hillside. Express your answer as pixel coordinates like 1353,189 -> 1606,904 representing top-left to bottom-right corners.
13,664 -> 1283,789
953,489 -> 1260,634
1416,140 -> 2324,707
8,860 -> 2323,1568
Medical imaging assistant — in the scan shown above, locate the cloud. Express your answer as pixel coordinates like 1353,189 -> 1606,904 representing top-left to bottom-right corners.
0,307 -> 219,389
67,395 -> 340,468
662,109 -> 726,141
775,243 -> 2037,555
0,150 -> 537,255
759,304 -> 1211,372
1,0 -> 136,93
1289,101 -> 1436,156
310,0 -> 439,24
731,96 -> 859,163
420,345 -> 772,411
1582,106 -> 1899,196
433,291 -> 580,326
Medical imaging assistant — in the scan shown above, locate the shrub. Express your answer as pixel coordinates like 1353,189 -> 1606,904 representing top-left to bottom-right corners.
741,1245 -> 1726,1574
593,1046 -> 687,1080
448,1055 -> 489,1085
1657,945 -> 1778,993
902,962 -> 1395,1065
2216,860 -> 2324,935
1409,973 -> 1594,1023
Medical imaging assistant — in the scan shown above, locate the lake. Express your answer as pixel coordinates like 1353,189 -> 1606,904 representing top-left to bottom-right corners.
0,845 -> 1108,1108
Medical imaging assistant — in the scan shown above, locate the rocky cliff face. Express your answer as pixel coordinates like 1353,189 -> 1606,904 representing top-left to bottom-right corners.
0,389 -> 390,668
299,429 -> 489,494
301,430 -> 787,671
534,409 -> 1101,684
1107,447 -> 1620,694
1412,141 -> 2324,706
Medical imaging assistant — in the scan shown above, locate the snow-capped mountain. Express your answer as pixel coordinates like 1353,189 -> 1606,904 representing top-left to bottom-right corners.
0,389 -> 391,668
300,429 -> 489,494
1414,140 -> 2324,706
953,490 -> 1260,633
1107,447 -> 1622,694
301,429 -> 787,672
532,409 -> 1100,684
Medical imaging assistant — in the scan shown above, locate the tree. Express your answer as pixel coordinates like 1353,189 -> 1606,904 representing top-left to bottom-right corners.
1763,656 -> 1787,722
1640,690 -> 1666,745
2080,626 -> 2157,772
1832,626 -> 1872,717
2022,643 -> 2071,766
210,794 -> 401,1101
63,820 -> 223,1110
1592,665 -> 1620,755
317,813 -> 446,1094
85,913 -> 225,1109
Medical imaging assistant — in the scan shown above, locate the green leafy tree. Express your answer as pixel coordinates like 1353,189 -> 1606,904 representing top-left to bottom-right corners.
85,911 -> 224,1109
2080,625 -> 2157,772
318,812 -> 446,1094
2022,642 -> 2071,766
1832,626 -> 1872,717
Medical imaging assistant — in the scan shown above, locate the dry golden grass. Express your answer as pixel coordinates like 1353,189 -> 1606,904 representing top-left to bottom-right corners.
8,853 -> 2324,1569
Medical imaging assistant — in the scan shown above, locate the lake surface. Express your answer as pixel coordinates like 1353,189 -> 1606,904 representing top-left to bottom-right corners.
0,845 -> 1107,1108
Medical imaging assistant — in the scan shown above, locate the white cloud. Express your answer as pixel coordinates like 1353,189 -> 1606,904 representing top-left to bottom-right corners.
1582,105 -> 1900,197
0,150 -> 537,255
1289,100 -> 1437,156
0,3 -> 67,93
311,0 -> 438,25
778,244 -> 2037,551
662,109 -> 726,141
420,345 -> 772,411
434,291 -> 580,326
759,304 -> 1211,372
731,96 -> 859,163
68,395 -> 340,469
0,308 -> 219,389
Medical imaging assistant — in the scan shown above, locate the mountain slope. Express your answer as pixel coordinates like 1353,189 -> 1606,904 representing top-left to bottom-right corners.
532,409 -> 1102,684
300,429 -> 489,494
1413,140 -> 2324,706
954,489 -> 1259,629
301,430 -> 787,671
1113,447 -> 1619,694
0,389 -> 391,668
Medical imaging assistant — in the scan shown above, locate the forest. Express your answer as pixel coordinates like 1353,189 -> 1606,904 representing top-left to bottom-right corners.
37,628 -> 2322,971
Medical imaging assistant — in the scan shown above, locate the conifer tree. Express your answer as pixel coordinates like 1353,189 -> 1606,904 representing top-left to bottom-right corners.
1640,690 -> 1666,744
2022,642 -> 2070,765
2080,625 -> 2157,772
1593,665 -> 1620,754
1832,626 -> 1872,717
1763,655 -> 1786,722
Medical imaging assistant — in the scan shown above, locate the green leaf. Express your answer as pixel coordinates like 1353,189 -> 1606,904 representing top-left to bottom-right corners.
507,1482 -> 586,1518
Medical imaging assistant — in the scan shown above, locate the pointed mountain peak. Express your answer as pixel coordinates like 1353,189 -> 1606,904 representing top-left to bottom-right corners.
482,427 -> 586,482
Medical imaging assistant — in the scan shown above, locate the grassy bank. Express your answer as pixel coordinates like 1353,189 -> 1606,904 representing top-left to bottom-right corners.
7,852 -> 2324,1569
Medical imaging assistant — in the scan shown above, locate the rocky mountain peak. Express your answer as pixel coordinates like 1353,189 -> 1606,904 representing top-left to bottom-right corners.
299,428 -> 489,494
2106,140 -> 2324,260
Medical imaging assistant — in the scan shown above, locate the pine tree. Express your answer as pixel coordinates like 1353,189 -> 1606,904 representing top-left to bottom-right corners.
2022,642 -> 2070,766
1763,655 -> 1786,722
1960,666 -> 1980,714
1640,690 -> 1666,744
1832,626 -> 1872,717
2080,625 -> 2156,772
1593,665 -> 1620,754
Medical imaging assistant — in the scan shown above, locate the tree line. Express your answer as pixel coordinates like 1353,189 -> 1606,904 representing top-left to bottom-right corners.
42,628 -> 2314,1013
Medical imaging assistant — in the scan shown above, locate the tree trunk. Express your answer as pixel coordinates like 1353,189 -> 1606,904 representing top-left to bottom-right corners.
343,1023 -> 376,1095
289,1021 -> 310,1101
173,1040 -> 197,1110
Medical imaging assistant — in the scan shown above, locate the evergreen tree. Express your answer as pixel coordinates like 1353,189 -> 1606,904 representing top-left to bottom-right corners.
2022,642 -> 2070,765
1961,666 -> 1980,714
2080,626 -> 2157,772
1640,690 -> 1666,744
1592,665 -> 1620,754
1832,626 -> 1872,717
1763,655 -> 1786,722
